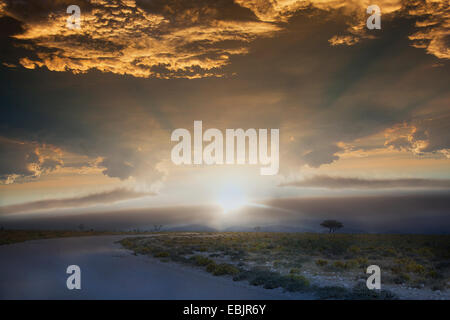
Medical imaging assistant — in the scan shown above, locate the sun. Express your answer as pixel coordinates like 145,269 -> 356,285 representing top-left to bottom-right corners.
216,185 -> 248,213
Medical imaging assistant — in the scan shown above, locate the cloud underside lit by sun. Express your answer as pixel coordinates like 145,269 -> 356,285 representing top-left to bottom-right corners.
0,0 -> 448,198
0,0 -> 448,79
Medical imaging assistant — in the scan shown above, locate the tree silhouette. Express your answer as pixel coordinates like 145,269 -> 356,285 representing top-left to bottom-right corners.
320,220 -> 343,233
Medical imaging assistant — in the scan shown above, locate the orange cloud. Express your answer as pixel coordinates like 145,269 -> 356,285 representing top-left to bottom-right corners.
0,136 -> 99,185
384,117 -> 450,157
328,34 -> 360,46
3,0 -> 280,78
408,0 -> 450,59
239,0 -> 447,61
1,0 -> 447,79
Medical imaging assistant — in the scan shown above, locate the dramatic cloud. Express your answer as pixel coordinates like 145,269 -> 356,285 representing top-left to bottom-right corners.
0,0 -> 280,78
0,137 -> 63,184
0,0 -> 448,186
384,115 -> 450,157
408,0 -> 450,59
302,145 -> 342,168
328,35 -> 360,46
0,187 -> 155,214
0,137 -> 38,181
279,175 -> 450,189
0,0 -> 447,80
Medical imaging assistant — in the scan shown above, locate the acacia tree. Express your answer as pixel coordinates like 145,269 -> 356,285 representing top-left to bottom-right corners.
320,220 -> 343,233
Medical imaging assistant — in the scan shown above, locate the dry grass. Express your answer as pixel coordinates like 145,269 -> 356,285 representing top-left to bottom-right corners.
120,232 -> 450,298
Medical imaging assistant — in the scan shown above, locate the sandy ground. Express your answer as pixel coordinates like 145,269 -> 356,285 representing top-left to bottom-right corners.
0,235 -> 314,300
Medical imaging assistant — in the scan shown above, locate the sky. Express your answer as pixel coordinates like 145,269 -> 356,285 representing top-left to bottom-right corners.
0,0 -> 449,232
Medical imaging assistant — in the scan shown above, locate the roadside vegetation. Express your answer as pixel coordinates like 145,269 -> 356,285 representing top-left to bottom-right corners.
119,232 -> 450,299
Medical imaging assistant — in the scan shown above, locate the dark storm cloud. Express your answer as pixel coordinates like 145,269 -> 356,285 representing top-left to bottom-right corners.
98,158 -> 135,180
302,145 -> 342,168
0,188 -> 155,214
384,115 -> 450,157
0,136 -> 63,183
0,0 -> 448,182
226,12 -> 449,169
0,137 -> 37,179
0,64 -> 170,183
280,175 -> 450,189
413,116 -> 450,154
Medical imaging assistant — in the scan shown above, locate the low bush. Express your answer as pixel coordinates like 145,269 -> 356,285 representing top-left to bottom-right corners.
316,259 -> 328,267
290,268 -> 301,274
317,283 -> 397,300
394,258 -> 426,274
333,261 -> 347,269
154,251 -> 169,258
354,257 -> 368,267
191,255 -> 214,266
238,267 -> 310,292
392,273 -> 410,284
210,263 -> 240,276
350,282 -> 398,300
206,262 -> 217,273
316,286 -> 350,299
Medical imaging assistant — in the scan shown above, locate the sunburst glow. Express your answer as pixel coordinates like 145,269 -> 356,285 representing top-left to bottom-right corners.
217,185 -> 248,213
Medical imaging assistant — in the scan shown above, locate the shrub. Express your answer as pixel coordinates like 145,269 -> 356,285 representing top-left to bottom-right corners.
192,255 -> 214,266
211,263 -> 240,276
344,260 -> 358,269
134,246 -> 151,254
427,270 -> 442,279
317,283 -> 397,300
120,239 -> 134,248
316,286 -> 350,299
286,274 -> 310,290
392,273 -> 410,284
316,259 -> 328,267
206,262 -> 217,273
244,268 -> 310,292
273,260 -> 282,268
395,258 -> 426,274
409,263 -> 426,274
415,247 -> 434,258
233,271 -> 252,282
333,261 -> 346,269
250,271 -> 284,289
154,251 -> 169,258
350,282 -> 398,300
290,268 -> 301,274
348,245 -> 361,254
355,257 -> 368,267
382,247 -> 397,257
